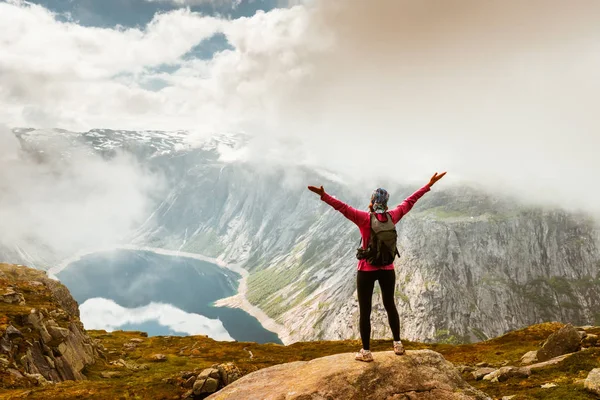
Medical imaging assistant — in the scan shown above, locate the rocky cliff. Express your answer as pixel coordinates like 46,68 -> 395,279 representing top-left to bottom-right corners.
0,263 -> 100,388
4,129 -> 600,345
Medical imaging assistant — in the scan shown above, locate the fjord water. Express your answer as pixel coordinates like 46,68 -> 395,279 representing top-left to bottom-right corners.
57,249 -> 282,344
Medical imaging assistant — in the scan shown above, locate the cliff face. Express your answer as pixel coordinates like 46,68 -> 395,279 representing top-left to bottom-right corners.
4,129 -> 600,345
136,146 -> 600,344
325,207 -> 600,344
0,263 -> 99,388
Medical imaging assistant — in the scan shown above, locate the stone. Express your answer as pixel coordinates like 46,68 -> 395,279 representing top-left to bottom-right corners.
111,359 -> 149,371
183,375 -> 196,388
46,324 -> 69,342
123,342 -> 137,350
526,353 -> 574,370
482,366 -> 531,382
6,325 -> 23,338
27,311 -> 53,344
578,325 -> 595,331
129,338 -> 144,343
1,335 -> 12,353
476,362 -> 491,367
25,373 -> 52,386
582,333 -> 599,347
520,350 -> 538,365
584,368 -> 600,396
472,368 -> 496,380
206,350 -> 490,400
456,365 -> 475,373
181,389 -> 193,399
537,324 -> 581,362
8,368 -> 24,379
180,371 -> 196,379
193,377 -> 219,395
101,371 -> 121,378
541,383 -> 558,388
0,357 -> 10,366
501,396 -> 515,400
217,363 -> 241,386
44,356 -> 55,369
151,353 -> 167,362
198,367 -> 220,380
1,288 -> 26,305
53,322 -> 97,379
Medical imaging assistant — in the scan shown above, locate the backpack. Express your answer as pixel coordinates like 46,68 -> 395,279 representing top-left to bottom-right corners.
356,213 -> 400,267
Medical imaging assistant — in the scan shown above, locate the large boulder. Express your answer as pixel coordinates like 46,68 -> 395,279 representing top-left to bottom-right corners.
207,350 -> 490,400
537,324 -> 581,362
585,368 -> 600,396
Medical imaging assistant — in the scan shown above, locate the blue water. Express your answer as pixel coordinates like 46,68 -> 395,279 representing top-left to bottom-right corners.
57,249 -> 282,344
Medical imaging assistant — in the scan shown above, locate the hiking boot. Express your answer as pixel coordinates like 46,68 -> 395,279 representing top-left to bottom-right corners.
355,349 -> 374,362
393,340 -> 405,355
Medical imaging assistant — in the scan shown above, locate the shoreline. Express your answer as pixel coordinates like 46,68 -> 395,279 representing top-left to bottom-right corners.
50,245 -> 292,345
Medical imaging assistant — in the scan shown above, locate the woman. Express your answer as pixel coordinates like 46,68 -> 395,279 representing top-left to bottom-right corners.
307,172 -> 446,362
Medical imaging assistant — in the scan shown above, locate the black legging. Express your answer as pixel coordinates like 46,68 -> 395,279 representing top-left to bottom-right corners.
357,269 -> 401,350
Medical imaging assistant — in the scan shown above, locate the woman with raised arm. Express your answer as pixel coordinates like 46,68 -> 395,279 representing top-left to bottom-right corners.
307,172 -> 446,362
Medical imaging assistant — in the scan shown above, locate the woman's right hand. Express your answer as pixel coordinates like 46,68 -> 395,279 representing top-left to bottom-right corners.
307,185 -> 325,196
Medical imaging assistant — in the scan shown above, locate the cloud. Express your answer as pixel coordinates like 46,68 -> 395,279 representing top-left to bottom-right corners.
1,0 -> 600,215
220,0 -> 600,214
144,0 -> 242,7
79,297 -> 235,340
0,1 -> 223,130
0,125 -> 161,266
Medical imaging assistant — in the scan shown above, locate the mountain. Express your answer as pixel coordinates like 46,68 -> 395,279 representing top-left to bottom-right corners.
3,128 -> 600,345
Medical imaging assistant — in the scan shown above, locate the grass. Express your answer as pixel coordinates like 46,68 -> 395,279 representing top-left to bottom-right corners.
2,322 -> 599,400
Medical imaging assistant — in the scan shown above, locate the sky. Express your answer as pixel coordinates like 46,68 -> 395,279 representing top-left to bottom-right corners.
1,0 -> 600,261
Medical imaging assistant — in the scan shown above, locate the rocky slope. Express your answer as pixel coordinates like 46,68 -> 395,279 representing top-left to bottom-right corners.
4,128 -> 600,345
0,263 -> 100,388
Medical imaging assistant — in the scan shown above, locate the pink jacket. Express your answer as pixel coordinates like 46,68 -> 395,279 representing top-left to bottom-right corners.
321,185 -> 431,271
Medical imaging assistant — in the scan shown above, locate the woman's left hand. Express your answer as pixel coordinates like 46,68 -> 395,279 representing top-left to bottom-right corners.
428,172 -> 447,187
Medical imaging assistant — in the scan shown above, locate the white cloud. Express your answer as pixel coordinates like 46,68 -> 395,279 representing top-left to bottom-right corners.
79,297 -> 235,340
1,0 -> 600,215
0,125 -> 161,266
145,0 -> 243,7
